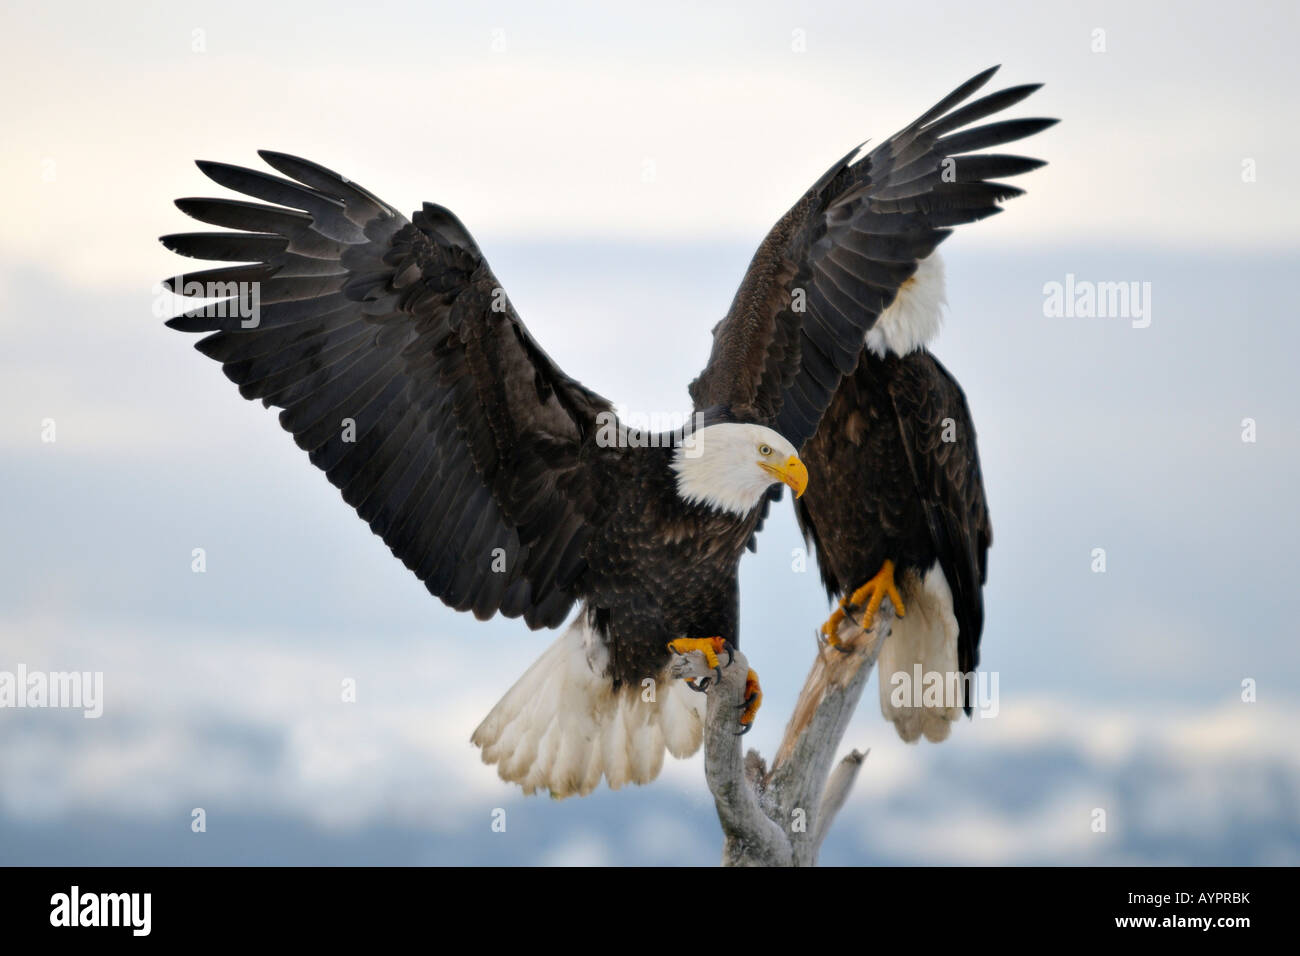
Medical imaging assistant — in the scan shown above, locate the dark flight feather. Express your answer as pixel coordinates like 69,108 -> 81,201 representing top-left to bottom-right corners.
164,153 -> 617,630
689,65 -> 1056,452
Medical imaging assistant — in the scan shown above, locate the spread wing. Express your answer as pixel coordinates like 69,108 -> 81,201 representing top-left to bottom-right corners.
162,151 -> 614,629
689,65 -> 1055,451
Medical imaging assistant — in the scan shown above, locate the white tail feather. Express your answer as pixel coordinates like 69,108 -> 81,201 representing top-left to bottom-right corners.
471,618 -> 706,798
877,562 -> 963,743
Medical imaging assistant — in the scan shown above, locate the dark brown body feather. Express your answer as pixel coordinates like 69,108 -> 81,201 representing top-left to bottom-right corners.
795,349 -> 991,706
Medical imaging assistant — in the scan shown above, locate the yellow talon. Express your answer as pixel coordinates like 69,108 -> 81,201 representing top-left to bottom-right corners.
739,669 -> 762,731
667,636 -> 727,671
847,559 -> 906,630
820,605 -> 848,644
822,560 -> 906,647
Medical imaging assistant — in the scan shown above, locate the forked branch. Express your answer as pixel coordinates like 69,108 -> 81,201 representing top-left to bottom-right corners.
668,605 -> 894,866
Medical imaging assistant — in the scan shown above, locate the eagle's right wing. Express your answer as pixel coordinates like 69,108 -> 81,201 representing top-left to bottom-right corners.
163,152 -> 613,628
689,66 -> 1054,453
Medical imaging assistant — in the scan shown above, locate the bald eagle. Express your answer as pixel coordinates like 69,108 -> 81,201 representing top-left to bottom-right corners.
798,308 -> 996,743
161,66 -> 1051,797
794,101 -> 1053,745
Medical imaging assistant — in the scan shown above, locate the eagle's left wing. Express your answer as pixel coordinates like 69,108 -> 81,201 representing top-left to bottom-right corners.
689,65 -> 1053,452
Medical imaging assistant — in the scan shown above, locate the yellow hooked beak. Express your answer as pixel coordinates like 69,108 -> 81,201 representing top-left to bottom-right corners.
759,455 -> 809,498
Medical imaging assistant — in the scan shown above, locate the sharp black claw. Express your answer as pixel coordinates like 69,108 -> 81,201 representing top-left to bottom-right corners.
697,676 -> 715,693
735,722 -> 753,736
723,641 -> 735,666
713,666 -> 723,683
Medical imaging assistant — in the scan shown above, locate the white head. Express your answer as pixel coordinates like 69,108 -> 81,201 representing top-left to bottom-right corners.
671,422 -> 808,517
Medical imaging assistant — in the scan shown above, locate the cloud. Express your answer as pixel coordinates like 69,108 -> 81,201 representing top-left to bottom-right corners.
3,610 -> 1297,864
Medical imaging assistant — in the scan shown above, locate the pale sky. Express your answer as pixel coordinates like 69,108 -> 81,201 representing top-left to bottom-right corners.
1,0 -> 1297,290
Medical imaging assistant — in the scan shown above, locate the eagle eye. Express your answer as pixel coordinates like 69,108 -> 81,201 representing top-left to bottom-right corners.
758,443 -> 772,456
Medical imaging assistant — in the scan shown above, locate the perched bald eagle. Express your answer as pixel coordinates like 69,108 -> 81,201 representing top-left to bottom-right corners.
162,66 -> 1051,797
798,306 -> 995,743
794,94 -> 1053,744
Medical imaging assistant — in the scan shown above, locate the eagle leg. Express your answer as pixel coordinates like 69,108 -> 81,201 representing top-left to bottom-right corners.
735,669 -> 762,735
820,559 -> 906,648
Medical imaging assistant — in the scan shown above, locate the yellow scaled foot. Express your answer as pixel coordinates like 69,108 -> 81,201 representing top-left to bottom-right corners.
820,605 -> 848,644
820,559 -> 906,647
667,636 -> 729,673
738,669 -> 762,735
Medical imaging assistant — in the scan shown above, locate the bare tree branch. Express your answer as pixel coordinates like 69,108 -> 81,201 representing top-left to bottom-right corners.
814,749 -> 867,852
669,647 -> 791,865
668,603 -> 895,866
